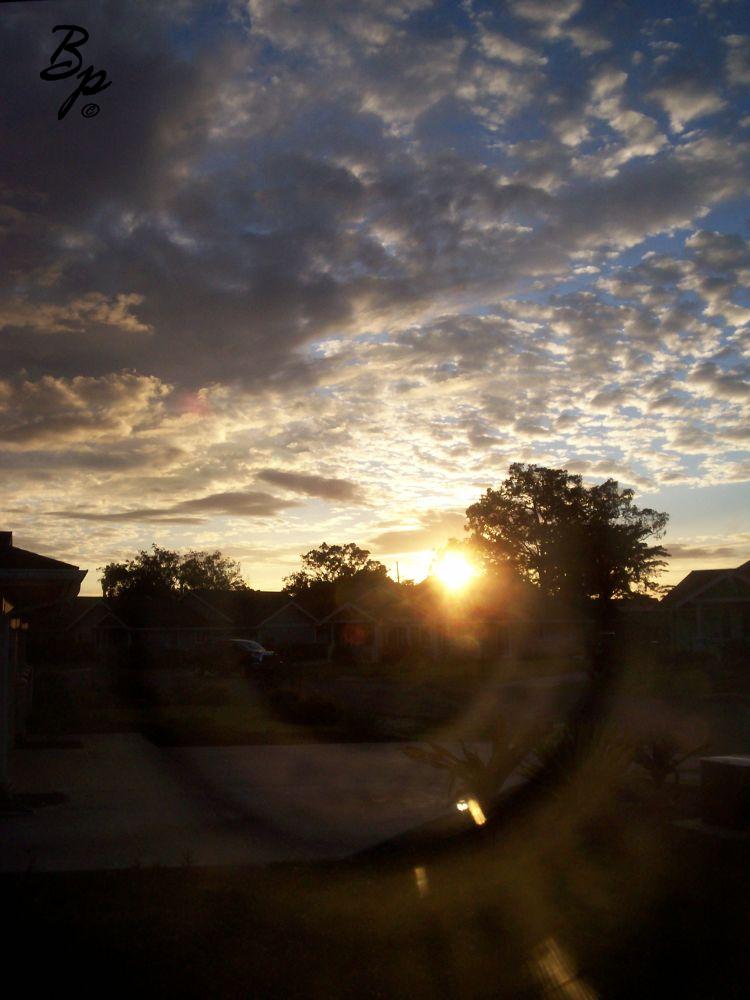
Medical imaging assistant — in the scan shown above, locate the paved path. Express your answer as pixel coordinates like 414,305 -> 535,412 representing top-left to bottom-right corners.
1,735 -> 472,872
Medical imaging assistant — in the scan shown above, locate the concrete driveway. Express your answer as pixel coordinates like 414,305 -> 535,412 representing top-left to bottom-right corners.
1,734 -> 468,872
1,672 -> 589,873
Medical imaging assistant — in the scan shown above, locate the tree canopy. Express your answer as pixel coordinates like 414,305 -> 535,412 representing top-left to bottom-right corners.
465,463 -> 668,603
283,542 -> 388,597
100,545 -> 247,598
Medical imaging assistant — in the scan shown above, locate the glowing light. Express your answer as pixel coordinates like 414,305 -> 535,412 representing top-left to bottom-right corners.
433,551 -> 477,592
456,798 -> 486,825
413,865 -> 429,897
531,937 -> 598,999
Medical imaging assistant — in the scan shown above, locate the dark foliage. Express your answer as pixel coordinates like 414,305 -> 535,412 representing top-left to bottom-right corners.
466,463 -> 669,602
100,544 -> 247,598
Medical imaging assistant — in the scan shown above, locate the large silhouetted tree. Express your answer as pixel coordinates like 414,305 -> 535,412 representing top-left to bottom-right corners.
465,464 -> 668,603
100,545 -> 247,598
283,542 -> 388,597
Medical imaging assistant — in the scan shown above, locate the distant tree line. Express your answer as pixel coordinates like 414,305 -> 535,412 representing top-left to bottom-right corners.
100,545 -> 246,598
100,465 -> 669,606
282,542 -> 389,601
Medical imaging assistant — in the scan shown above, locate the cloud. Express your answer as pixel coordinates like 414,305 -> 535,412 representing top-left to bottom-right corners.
648,74 -> 726,132
368,510 -> 466,553
46,489 -> 298,523
725,34 -> 750,86
1,1 -> 749,587
257,468 -> 364,501
509,0 -> 610,54
667,542 -> 747,561
0,374 -> 169,448
478,28 -> 547,67
0,293 -> 151,336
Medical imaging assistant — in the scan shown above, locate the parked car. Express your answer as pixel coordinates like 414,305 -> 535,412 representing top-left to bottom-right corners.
225,638 -> 276,663
207,638 -> 279,675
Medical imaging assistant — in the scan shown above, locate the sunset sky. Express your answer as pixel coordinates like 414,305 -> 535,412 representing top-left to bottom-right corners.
2,0 -> 750,594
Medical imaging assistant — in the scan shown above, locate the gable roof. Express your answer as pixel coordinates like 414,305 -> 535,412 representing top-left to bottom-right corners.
662,560 -> 750,607
110,594 -> 218,629
320,602 -> 378,625
0,543 -> 84,574
24,597 -> 127,632
661,570 -> 726,607
256,600 -> 318,627
0,532 -> 87,608
185,589 -> 310,627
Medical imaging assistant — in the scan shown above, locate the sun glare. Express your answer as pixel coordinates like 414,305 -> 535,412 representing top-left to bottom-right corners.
432,551 -> 477,592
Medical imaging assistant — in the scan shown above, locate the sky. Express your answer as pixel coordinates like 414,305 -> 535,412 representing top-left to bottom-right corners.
2,0 -> 750,594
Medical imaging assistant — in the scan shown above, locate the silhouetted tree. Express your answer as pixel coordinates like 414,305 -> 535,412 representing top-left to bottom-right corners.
283,542 -> 388,597
100,545 -> 246,598
465,463 -> 668,604
179,549 -> 246,591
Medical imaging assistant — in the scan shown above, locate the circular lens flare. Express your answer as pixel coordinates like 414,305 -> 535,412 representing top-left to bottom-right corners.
433,551 -> 477,592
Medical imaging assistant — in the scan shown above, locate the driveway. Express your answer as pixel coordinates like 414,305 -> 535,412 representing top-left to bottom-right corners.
0,672 -> 590,873
1,734 -> 470,872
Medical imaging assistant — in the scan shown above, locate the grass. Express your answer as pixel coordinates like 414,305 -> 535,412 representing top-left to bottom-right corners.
29,656 -> 580,746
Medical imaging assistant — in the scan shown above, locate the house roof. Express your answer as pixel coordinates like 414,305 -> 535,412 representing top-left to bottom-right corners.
0,540 -> 84,574
661,570 -> 725,606
0,531 -> 87,608
24,597 -> 126,631
320,602 -> 378,625
110,594 -> 218,629
185,589 -> 307,626
662,560 -> 750,607
256,600 -> 318,627
351,586 -> 432,623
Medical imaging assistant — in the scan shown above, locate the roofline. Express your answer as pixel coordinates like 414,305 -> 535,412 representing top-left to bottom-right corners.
320,602 -> 378,624
256,600 -> 320,627
0,567 -> 87,581
663,570 -> 734,608
181,590 -> 235,624
66,601 -> 128,632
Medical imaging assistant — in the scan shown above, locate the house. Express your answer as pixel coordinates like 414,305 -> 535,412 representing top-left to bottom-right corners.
24,596 -> 129,663
187,590 -> 321,652
661,559 -> 750,653
317,578 -> 526,663
0,531 -> 86,609
0,531 -> 87,785
22,587 -> 328,667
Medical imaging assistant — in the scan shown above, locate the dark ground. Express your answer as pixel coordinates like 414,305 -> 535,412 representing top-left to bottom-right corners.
13,650 -> 750,996
6,786 -> 750,999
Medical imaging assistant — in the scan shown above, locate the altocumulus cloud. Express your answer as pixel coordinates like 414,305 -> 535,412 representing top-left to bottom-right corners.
257,469 -> 365,502
1,0 -> 749,587
46,490 -> 299,523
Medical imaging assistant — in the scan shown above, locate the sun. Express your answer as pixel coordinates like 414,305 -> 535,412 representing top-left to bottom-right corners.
432,551 -> 477,592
